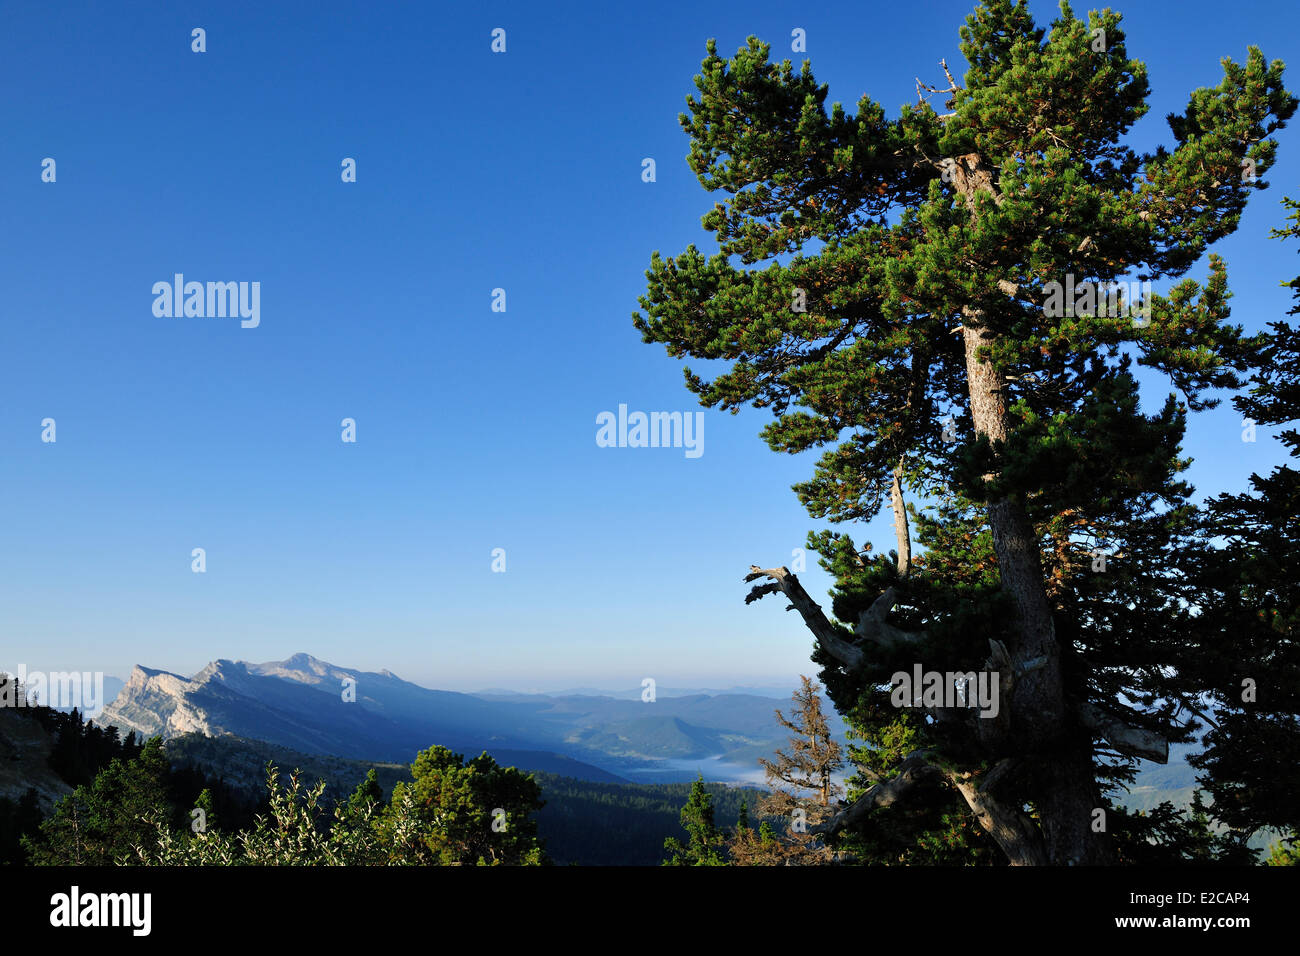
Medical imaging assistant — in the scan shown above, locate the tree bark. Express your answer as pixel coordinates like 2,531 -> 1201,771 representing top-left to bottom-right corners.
961,318 -> 1063,732
962,305 -> 1110,866
948,152 -> 1112,865
945,764 -> 1047,866
891,461 -> 911,577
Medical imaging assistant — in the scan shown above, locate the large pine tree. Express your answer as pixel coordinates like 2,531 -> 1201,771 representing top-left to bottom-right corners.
635,0 -> 1295,864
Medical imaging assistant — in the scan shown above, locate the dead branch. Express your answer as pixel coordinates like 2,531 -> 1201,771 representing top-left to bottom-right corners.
746,566 -> 864,670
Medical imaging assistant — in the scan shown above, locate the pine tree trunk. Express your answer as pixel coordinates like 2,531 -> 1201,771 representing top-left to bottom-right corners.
961,315 -> 1111,865
937,152 -> 1110,865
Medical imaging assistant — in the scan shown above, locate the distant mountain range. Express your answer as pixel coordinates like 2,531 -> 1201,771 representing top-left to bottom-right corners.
99,653 -> 833,784
94,652 -> 1209,813
472,684 -> 799,700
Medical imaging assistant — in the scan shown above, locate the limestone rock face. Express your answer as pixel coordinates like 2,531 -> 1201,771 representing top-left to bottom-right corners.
96,654 -> 545,762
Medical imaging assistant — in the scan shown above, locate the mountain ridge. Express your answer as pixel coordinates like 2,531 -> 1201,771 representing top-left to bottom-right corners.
97,652 -> 819,782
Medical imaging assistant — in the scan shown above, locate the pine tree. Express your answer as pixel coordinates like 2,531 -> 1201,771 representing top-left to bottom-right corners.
743,677 -> 843,863
729,812 -> 790,866
663,775 -> 727,865
47,708 -> 88,785
383,746 -> 546,866
837,685 -> 1000,865
759,676 -> 843,809
635,0 -> 1296,864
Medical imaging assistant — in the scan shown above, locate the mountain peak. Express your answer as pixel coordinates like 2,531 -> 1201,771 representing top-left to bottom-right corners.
192,659 -> 247,684
246,653 -> 344,685
126,663 -> 182,689
276,653 -> 332,676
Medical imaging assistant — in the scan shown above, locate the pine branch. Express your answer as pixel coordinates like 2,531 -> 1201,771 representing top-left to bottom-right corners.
746,566 -> 865,670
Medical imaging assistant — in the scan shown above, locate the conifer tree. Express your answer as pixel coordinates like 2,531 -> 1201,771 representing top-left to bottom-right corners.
635,0 -> 1296,864
742,677 -> 843,863
384,746 -> 546,866
663,775 -> 727,865
759,676 -> 844,810
836,689 -> 1000,865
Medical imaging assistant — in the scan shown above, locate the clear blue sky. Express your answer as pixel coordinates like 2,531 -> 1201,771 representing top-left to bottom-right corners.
2,0 -> 1298,692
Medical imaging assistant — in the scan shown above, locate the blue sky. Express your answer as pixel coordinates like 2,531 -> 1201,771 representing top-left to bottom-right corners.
1,0 -> 1298,692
